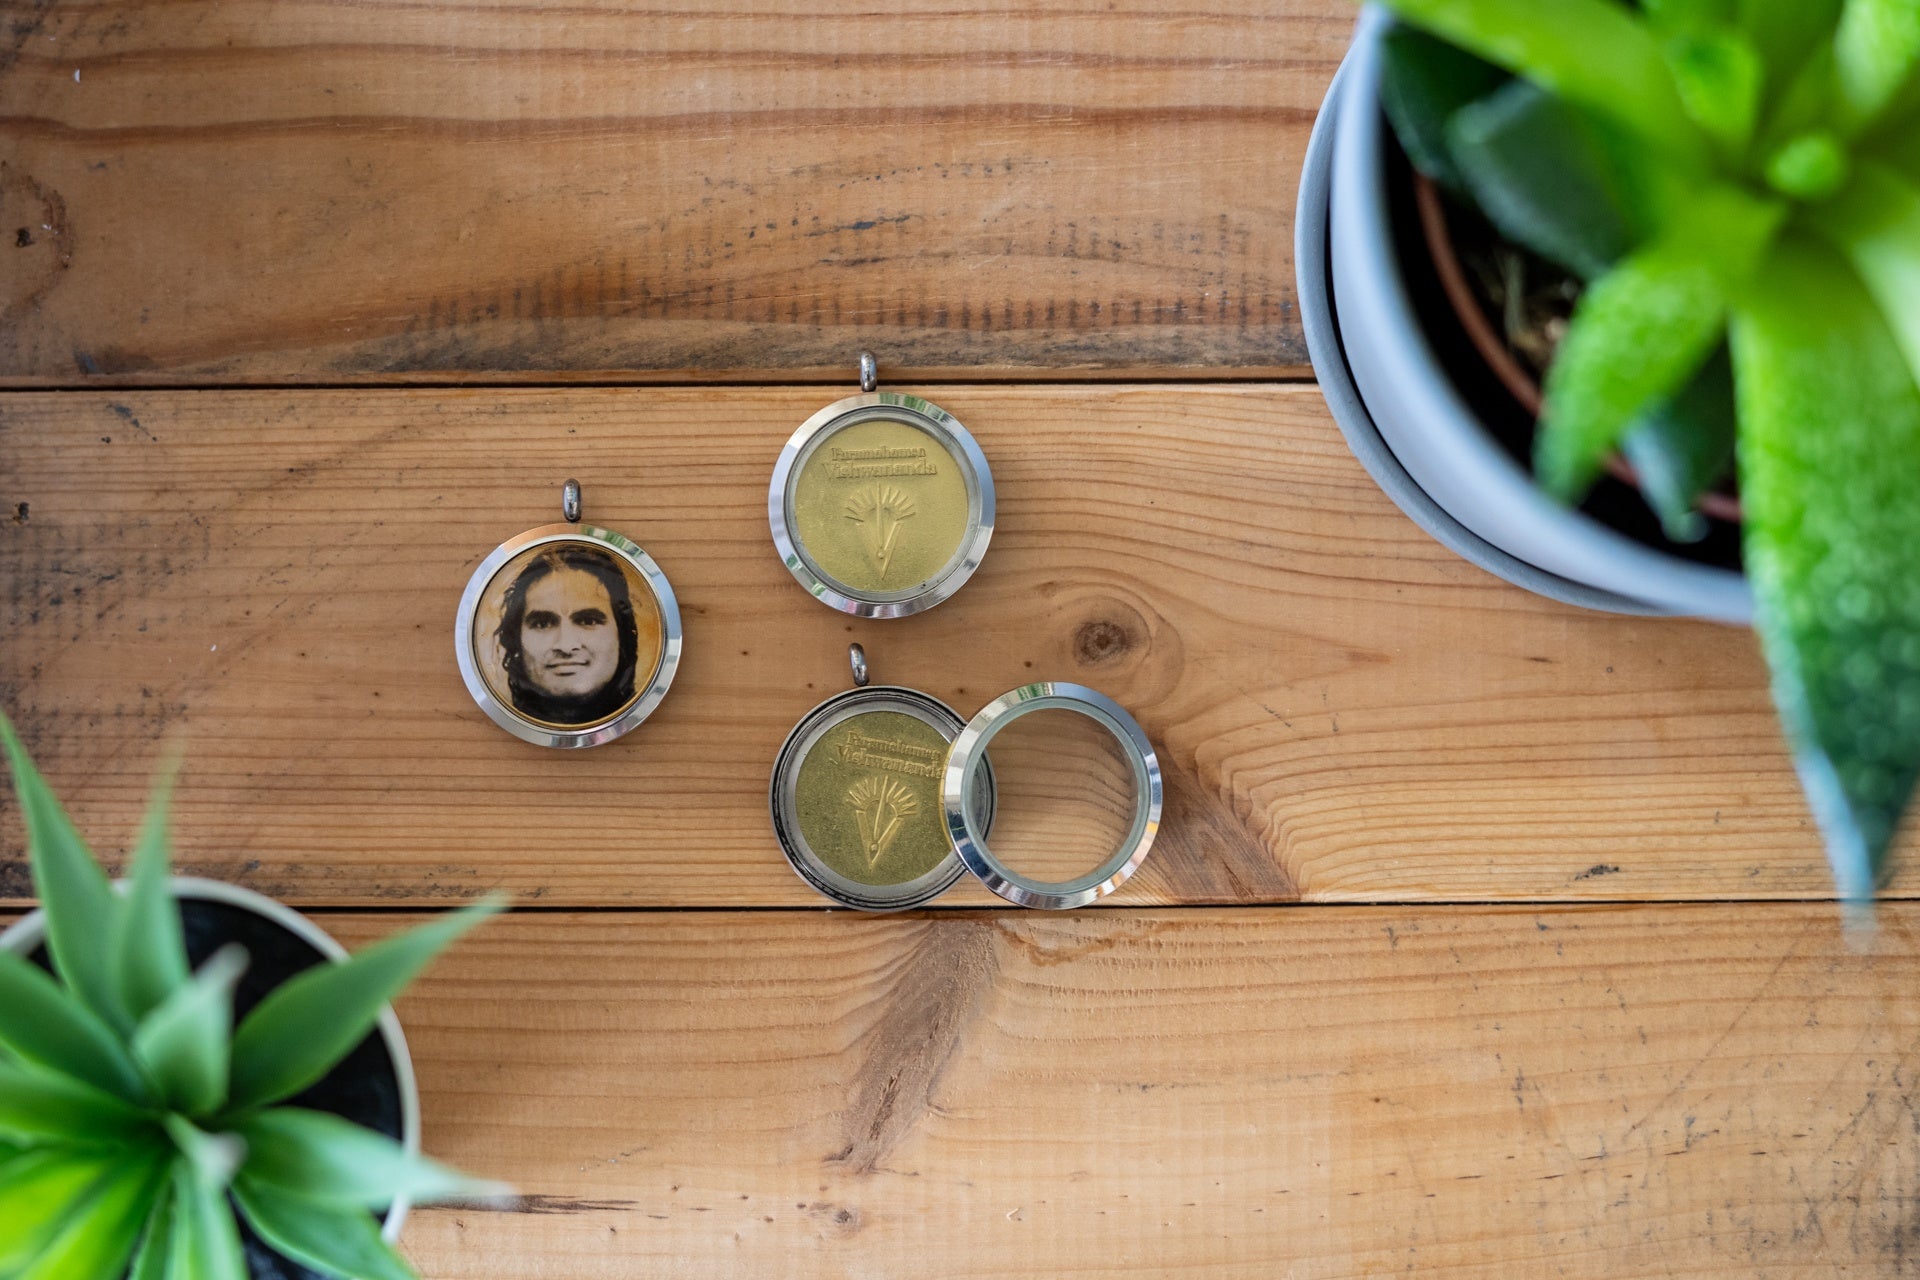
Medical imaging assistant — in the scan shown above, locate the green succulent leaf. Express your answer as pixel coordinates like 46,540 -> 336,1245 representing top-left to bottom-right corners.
234,1177 -> 418,1280
1536,185 -> 1783,499
1619,346 -> 1739,544
1381,0 -> 1711,167
1663,30 -> 1763,155
1445,81 -> 1637,279
0,948 -> 150,1101
13,1149 -> 166,1280
235,1106 -> 508,1209
133,944 -> 246,1117
1737,0 -> 1844,97
127,1183 -> 176,1280
0,712 -> 130,1034
1809,161 -> 1920,386
0,1058 -> 154,1146
226,896 -> 504,1112
1378,21 -> 1509,192
167,1161 -> 247,1280
1732,235 -> 1920,901
1832,0 -> 1920,135
161,1114 -> 246,1192
1644,0 -> 1737,32
114,761 -> 190,1024
0,1148 -> 120,1271
1765,131 -> 1851,199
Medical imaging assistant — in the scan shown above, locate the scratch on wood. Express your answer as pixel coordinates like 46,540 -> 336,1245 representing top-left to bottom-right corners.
829,917 -> 998,1175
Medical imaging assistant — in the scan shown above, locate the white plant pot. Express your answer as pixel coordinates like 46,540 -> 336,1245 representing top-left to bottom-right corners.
1303,7 -> 1753,623
0,876 -> 422,1247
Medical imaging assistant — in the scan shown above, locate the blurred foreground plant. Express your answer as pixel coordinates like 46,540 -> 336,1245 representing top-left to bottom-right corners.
0,715 -> 506,1279
1375,0 -> 1920,902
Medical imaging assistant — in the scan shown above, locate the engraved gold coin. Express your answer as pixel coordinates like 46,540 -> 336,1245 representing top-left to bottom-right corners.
791,418 -> 972,596
794,710 -> 953,888
770,369 -> 995,618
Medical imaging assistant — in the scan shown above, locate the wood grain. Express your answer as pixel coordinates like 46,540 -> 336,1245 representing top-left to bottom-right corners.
0,0 -> 1347,385
2,384 -> 1900,907
338,905 -> 1918,1278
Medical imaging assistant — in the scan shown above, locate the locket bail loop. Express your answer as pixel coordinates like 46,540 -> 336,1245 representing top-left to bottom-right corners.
858,350 -> 878,393
562,478 -> 582,524
849,642 -> 870,687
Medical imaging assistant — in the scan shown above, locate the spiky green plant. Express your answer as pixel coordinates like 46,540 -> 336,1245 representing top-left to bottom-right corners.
1371,0 -> 1920,901
0,716 -> 507,1279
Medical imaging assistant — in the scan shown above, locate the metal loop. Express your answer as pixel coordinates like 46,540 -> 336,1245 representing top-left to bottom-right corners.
858,350 -> 878,393
849,643 -> 869,687
562,479 -> 582,524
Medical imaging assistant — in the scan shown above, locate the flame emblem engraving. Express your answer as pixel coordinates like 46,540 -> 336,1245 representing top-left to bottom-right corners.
844,484 -> 917,582
846,774 -> 919,867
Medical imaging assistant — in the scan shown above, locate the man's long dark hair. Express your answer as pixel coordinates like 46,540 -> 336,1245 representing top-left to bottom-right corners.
495,545 -> 642,726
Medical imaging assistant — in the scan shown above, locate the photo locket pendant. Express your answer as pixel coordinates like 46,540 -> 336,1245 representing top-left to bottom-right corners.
770,645 -> 1164,911
769,351 -> 995,618
455,480 -> 683,749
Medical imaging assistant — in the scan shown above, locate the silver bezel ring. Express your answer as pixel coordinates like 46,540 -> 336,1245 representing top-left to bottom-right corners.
455,523 -> 683,749
768,391 -> 995,618
940,683 -> 1162,910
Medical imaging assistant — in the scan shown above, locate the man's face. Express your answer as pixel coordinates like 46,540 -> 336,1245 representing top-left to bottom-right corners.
521,568 -> 618,699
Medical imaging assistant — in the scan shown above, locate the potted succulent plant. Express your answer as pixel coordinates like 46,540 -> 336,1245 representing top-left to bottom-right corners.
1302,0 -> 1920,901
0,715 -> 507,1279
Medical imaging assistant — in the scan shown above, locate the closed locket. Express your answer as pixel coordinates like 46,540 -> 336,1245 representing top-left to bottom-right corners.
771,645 -> 1163,910
456,480 -> 683,748
769,352 -> 994,617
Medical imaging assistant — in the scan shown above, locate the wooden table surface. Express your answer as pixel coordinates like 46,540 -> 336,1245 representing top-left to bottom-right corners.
2,2 -> 1915,1276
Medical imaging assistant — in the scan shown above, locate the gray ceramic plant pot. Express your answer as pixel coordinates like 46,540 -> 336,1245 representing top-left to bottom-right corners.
1299,7 -> 1753,623
0,877 -> 422,1255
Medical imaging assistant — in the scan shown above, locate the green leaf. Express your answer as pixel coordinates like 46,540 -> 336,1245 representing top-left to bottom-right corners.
1381,0 -> 1712,167
1445,81 -> 1638,279
1765,131 -> 1851,199
167,1162 -> 247,1280
0,948 -> 151,1101
0,711 -> 129,1034
133,944 -> 246,1117
1536,185 -> 1783,498
226,896 -> 503,1112
1731,235 -> 1920,901
234,1177 -> 419,1280
0,1148 -> 119,1271
14,1149 -> 165,1280
1664,31 -> 1763,154
127,1183 -> 175,1280
1378,21 -> 1510,192
1619,346 -> 1739,543
114,760 -> 189,1024
0,1059 -> 154,1145
1833,0 -> 1920,134
1645,0 -> 1737,32
161,1114 -> 246,1191
1809,161 -> 1920,387
235,1106 -> 509,1209
1737,0 -> 1842,97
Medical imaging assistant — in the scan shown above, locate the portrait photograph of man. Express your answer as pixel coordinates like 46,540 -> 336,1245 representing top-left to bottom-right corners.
471,542 -> 667,730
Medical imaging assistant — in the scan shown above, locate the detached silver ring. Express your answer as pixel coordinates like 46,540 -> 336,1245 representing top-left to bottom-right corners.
940,682 -> 1161,909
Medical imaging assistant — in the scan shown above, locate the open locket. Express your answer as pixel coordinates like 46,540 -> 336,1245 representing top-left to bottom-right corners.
770,645 -> 1162,911
768,352 -> 995,618
455,480 -> 683,749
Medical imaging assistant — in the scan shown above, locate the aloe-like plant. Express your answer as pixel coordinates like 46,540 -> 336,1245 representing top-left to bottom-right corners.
0,716 -> 506,1279
1370,0 -> 1920,900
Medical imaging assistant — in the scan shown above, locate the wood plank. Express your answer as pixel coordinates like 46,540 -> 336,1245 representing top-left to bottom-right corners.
336,905 -> 1916,1278
0,0 -> 1346,384
1,385 -> 1899,907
